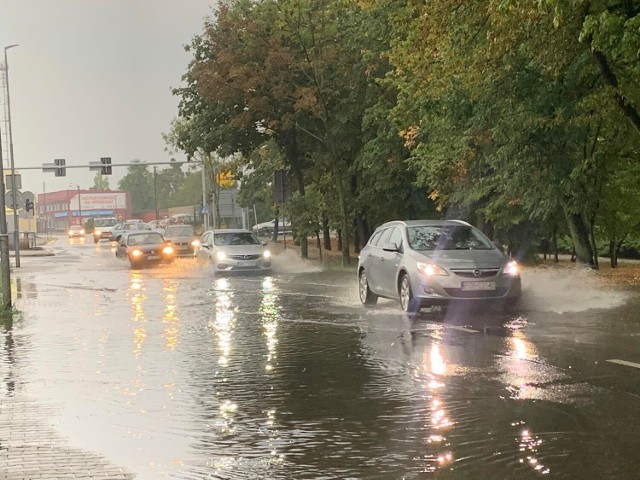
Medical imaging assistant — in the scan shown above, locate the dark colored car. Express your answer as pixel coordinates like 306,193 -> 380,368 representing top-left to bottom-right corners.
357,220 -> 521,313
115,231 -> 176,269
162,225 -> 199,257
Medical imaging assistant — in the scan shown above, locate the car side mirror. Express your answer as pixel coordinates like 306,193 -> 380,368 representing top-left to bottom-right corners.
382,242 -> 399,252
262,241 -> 268,246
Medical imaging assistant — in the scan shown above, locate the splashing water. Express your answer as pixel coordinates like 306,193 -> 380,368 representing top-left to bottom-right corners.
519,267 -> 628,313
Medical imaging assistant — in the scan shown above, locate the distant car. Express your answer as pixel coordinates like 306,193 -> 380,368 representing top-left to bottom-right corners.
168,214 -> 194,225
111,221 -> 153,243
252,218 -> 291,236
92,217 -> 118,243
68,225 -> 85,238
357,220 -> 521,313
194,229 -> 272,273
115,231 -> 176,269
163,224 -> 199,257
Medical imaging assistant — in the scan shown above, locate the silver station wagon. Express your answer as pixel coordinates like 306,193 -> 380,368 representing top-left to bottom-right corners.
357,220 -> 521,312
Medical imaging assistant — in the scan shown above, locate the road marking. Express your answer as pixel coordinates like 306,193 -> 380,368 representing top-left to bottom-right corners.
607,359 -> 640,369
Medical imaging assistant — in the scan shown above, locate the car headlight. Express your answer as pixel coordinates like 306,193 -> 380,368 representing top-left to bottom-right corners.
131,249 -> 142,257
263,250 -> 271,259
191,239 -> 200,247
95,229 -> 102,236
163,246 -> 174,255
80,229 -> 85,235
216,251 -> 226,261
505,260 -> 519,276
417,262 -> 448,276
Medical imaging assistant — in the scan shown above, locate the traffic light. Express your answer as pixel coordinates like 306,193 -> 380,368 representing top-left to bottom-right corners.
24,199 -> 33,213
100,157 -> 112,175
54,158 -> 66,177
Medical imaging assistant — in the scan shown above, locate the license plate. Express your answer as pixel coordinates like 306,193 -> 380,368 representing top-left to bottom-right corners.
148,255 -> 160,260
462,281 -> 496,291
237,260 -> 256,267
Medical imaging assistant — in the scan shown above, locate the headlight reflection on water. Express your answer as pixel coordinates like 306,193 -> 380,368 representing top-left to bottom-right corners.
423,342 -> 454,471
129,273 -> 147,356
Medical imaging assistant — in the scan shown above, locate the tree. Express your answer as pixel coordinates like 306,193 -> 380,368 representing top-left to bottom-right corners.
92,172 -> 110,190
117,160 -> 154,215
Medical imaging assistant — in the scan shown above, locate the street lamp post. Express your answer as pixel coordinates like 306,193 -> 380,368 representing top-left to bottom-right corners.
4,44 -> 19,267
77,186 -> 82,223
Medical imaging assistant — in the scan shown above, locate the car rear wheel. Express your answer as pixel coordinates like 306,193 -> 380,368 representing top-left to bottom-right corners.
358,270 -> 378,305
400,273 -> 420,313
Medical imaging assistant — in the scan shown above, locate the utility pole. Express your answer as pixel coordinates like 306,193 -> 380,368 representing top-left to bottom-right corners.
77,186 -> 82,224
153,166 -> 159,220
0,115 -> 11,306
4,44 -> 19,267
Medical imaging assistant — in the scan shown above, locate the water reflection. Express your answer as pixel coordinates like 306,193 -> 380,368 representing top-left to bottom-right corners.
503,322 -> 551,475
424,340 -> 454,472
162,280 -> 179,350
260,277 -> 284,464
129,273 -> 147,356
0,317 -> 15,397
212,278 -> 235,367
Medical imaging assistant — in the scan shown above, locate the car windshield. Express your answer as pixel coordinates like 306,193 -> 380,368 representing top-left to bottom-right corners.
70,226 -> 82,230
165,226 -> 195,237
407,225 -> 494,251
94,219 -> 116,227
127,233 -> 164,245
214,232 -> 260,246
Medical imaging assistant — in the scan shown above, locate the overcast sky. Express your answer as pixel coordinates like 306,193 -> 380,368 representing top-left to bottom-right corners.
0,0 -> 214,196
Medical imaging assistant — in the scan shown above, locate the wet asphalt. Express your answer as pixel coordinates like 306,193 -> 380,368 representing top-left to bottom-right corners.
2,236 -> 640,479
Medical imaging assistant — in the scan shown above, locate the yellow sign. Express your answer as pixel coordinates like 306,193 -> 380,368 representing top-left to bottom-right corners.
217,171 -> 235,188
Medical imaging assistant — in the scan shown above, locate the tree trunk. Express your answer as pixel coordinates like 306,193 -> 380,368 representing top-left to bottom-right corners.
609,241 -> 617,268
337,229 -> 342,253
564,209 -> 595,267
552,224 -> 559,264
589,218 -> 599,270
284,129 -> 308,259
334,171 -> 351,266
322,218 -> 331,251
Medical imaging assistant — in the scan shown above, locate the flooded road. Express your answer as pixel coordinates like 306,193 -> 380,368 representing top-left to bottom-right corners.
3,236 -> 640,479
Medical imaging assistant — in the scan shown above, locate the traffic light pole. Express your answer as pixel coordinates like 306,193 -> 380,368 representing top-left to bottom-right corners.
0,123 -> 12,306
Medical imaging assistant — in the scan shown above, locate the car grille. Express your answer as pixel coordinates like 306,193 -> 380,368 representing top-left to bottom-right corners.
450,269 -> 500,278
229,254 -> 260,260
444,287 -> 508,299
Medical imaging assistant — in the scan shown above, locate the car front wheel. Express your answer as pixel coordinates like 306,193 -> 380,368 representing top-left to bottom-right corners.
358,270 -> 378,305
399,273 -> 420,313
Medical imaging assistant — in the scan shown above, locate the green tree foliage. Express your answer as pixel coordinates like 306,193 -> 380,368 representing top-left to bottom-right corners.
92,172 -> 110,190
117,161 -> 154,215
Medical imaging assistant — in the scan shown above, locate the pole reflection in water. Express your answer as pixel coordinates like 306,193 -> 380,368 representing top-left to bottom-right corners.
128,273 -> 147,356
162,280 -> 179,350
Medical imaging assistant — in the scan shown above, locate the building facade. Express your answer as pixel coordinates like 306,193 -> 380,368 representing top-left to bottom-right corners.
36,189 -> 130,232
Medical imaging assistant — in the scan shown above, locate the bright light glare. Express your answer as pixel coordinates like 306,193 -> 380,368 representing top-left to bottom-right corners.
417,262 -> 447,276
216,251 -> 226,261
505,261 -> 519,275
191,240 -> 201,247
131,249 -> 142,257
163,246 -> 174,255
263,250 -> 271,259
